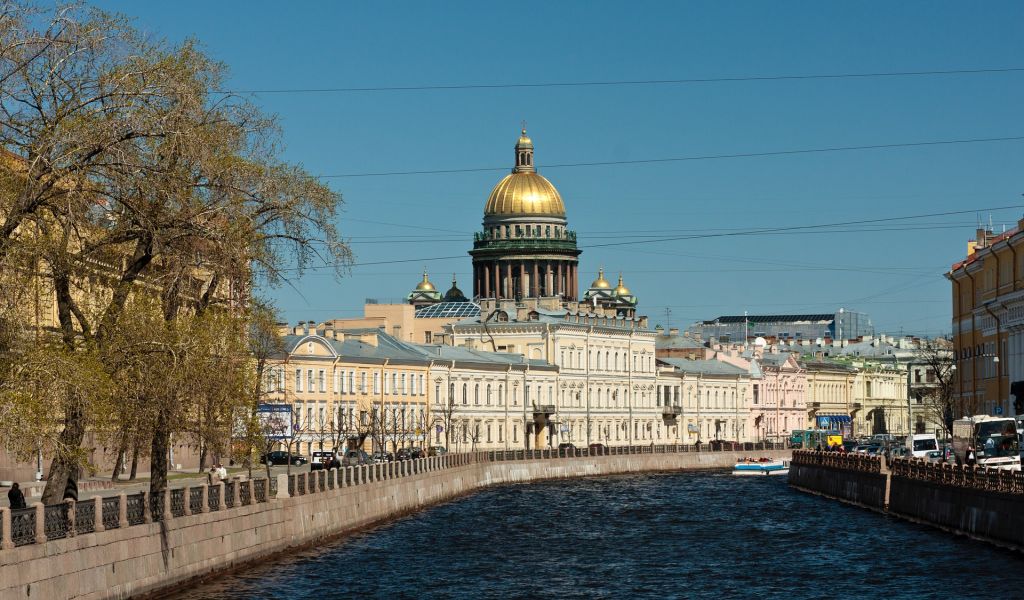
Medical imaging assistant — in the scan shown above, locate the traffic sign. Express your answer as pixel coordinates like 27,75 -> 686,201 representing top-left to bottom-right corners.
995,406 -> 1003,415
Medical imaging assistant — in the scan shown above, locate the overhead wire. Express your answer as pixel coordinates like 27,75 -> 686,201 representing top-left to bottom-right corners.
219,66 -> 1024,95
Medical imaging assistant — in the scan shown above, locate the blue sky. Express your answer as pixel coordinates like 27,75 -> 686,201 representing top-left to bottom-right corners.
94,1 -> 1024,336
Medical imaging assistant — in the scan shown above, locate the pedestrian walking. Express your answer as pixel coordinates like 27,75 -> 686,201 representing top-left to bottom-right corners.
217,464 -> 228,481
7,482 -> 26,509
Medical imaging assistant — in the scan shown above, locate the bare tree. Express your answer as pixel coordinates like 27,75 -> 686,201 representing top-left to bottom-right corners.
910,345 -> 959,438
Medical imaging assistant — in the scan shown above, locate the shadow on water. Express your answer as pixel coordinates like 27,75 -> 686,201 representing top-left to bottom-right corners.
168,471 -> 1024,600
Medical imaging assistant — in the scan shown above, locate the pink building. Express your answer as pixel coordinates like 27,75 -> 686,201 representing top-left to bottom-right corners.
713,342 -> 806,444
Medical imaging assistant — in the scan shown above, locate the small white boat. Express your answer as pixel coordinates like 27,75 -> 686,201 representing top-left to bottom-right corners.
733,459 -> 789,476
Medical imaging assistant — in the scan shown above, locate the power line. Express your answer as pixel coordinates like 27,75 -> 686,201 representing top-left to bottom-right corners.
319,135 -> 1024,178
583,205 -> 1024,249
219,66 -> 1024,95
281,204 -> 1022,272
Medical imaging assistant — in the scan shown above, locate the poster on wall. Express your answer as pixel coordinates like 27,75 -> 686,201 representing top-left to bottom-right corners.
257,404 -> 293,440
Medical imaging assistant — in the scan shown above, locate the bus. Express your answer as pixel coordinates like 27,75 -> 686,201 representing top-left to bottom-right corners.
789,429 -> 843,450
952,415 -> 1020,469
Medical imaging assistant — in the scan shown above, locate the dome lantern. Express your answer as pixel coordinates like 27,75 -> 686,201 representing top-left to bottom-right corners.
514,127 -> 535,174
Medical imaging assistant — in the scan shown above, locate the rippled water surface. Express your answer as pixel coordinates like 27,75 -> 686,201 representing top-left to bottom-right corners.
171,472 -> 1024,599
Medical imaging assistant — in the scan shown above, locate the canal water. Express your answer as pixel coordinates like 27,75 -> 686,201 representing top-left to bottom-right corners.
172,471 -> 1024,599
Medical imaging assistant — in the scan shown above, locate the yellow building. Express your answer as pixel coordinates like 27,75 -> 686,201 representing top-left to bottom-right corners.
946,223 -> 1024,418
265,324 -> 432,455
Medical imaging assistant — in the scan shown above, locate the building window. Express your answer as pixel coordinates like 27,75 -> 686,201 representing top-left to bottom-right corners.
401,373 -> 407,395
318,369 -> 326,393
474,384 -> 480,405
295,369 -> 303,392
307,369 -> 314,392
462,384 -> 468,405
486,384 -> 492,405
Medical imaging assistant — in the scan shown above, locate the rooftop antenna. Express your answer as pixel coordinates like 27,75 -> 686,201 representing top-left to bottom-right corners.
989,214 -> 994,232
664,307 -> 672,331
521,119 -> 527,132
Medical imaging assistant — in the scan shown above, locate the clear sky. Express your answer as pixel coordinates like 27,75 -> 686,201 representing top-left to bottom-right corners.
92,1 -> 1024,337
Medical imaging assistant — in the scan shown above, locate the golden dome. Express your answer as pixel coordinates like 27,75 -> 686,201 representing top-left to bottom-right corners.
613,274 -> 631,296
415,270 -> 436,291
484,171 -> 566,218
517,128 -> 533,147
590,268 -> 611,289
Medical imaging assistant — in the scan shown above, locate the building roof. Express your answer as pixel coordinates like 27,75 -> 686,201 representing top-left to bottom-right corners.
706,314 -> 834,325
655,334 -> 705,350
658,358 -> 748,376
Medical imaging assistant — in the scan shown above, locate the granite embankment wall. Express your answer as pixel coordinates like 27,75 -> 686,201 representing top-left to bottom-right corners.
787,451 -> 888,510
0,448 -> 789,600
789,450 -> 1024,550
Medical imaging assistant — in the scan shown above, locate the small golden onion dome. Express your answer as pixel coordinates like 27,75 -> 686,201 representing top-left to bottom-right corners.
590,268 -> 611,289
415,270 -> 436,292
484,172 -> 566,217
613,274 -> 631,296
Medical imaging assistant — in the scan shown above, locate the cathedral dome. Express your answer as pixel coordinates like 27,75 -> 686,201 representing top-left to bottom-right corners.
415,271 -> 436,292
613,274 -> 631,296
590,268 -> 611,290
483,128 -> 566,219
484,172 -> 566,218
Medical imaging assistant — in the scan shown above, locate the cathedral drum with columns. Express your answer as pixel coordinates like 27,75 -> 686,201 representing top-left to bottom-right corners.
470,129 -> 581,301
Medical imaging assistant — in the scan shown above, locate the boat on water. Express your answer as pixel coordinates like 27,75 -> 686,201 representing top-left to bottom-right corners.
733,458 -> 789,476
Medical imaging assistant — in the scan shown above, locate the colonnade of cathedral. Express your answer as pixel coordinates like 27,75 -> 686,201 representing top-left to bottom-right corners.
472,259 -> 579,301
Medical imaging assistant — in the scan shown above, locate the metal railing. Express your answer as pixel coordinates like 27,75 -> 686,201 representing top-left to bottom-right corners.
11,508 -> 36,546
891,457 -> 1024,493
76,500 -> 96,534
791,450 -> 882,474
102,497 -> 120,530
126,493 -> 145,526
3,442 -> 789,550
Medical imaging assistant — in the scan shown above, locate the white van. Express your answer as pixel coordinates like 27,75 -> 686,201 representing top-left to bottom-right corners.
908,433 -> 939,458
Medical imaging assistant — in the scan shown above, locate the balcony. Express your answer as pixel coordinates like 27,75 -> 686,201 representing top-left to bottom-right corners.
532,404 -> 557,427
661,405 -> 682,416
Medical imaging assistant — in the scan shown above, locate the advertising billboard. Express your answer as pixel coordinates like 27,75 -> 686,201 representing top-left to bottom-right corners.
257,404 -> 293,440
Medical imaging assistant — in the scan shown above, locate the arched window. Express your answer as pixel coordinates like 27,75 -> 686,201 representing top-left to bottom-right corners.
605,351 -> 610,370
597,352 -> 602,370
462,384 -> 468,405
596,388 -> 602,407
486,384 -> 492,405
498,384 -> 504,405
448,383 -> 454,403
474,384 -> 480,405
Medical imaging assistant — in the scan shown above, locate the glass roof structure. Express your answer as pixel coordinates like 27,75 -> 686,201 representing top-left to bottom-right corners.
415,301 -> 481,319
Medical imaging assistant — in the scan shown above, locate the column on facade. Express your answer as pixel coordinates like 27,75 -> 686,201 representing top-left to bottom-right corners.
483,263 -> 490,298
556,262 -> 563,297
520,263 -> 527,298
506,263 -> 512,299
532,261 -> 539,298
494,261 -> 501,299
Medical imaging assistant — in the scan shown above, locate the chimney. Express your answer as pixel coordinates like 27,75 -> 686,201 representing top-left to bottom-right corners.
655,325 -> 664,335
324,325 -> 335,339
294,321 -> 305,336
669,327 -> 679,336
307,319 -> 316,335
276,322 -> 291,336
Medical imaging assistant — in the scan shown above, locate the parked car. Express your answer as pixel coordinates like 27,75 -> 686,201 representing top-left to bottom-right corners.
925,450 -> 945,463
427,446 -> 448,457
260,451 -> 306,466
396,448 -> 424,461
371,451 -> 394,462
557,443 -> 577,453
588,443 -> 608,455
341,449 -> 370,467
309,451 -> 338,470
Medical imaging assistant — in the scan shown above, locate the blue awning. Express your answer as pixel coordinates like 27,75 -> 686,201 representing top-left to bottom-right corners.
816,415 -> 852,429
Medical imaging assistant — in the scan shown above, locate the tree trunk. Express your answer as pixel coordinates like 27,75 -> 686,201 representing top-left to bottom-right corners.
150,406 -> 171,495
129,441 -> 140,480
198,441 -> 208,474
40,396 -> 86,504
